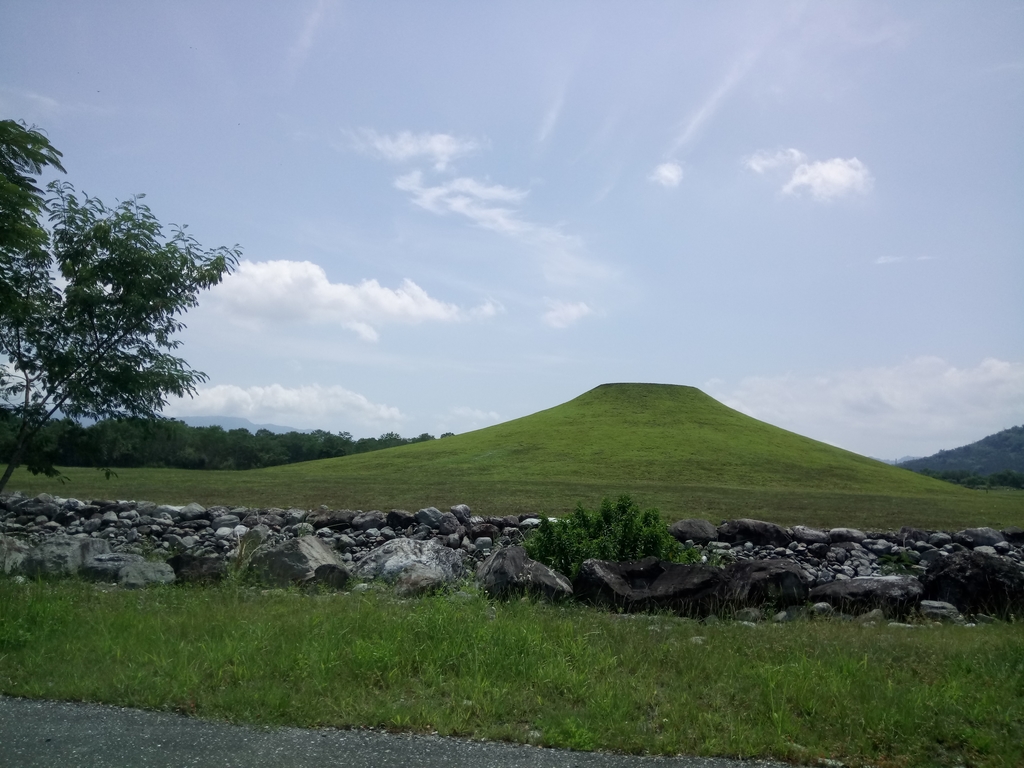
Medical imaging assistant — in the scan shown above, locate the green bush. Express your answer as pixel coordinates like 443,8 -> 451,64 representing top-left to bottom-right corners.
523,494 -> 681,578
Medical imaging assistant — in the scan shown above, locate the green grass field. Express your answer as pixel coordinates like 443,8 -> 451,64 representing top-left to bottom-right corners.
2,580 -> 1021,768
10,383 -> 1023,531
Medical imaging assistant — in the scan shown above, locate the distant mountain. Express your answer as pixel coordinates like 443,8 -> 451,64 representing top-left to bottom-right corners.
872,456 -> 922,466
900,425 -> 1024,475
176,416 -> 308,434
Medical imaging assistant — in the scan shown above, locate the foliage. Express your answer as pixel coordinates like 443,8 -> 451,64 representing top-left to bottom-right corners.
913,467 -> 1024,490
0,123 -> 239,493
0,414 -> 438,471
901,424 -> 1024,475
524,494 -> 681,577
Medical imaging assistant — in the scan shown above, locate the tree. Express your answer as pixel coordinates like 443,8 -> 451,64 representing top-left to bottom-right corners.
0,122 -> 239,493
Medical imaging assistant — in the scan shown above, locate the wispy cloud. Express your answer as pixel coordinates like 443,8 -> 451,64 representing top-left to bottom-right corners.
648,162 -> 683,188
288,0 -> 330,69
670,50 -> 759,154
746,148 -> 874,202
542,299 -> 592,328
394,171 -> 609,285
351,129 -> 479,171
706,357 -> 1024,458
538,91 -> 565,143
874,255 -> 935,265
167,383 -> 402,427
211,259 -> 494,341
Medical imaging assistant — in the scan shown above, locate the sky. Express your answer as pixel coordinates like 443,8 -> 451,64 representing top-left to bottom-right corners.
1,1 -> 1022,460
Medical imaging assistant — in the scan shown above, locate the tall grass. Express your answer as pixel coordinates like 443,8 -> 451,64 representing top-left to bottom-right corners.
2,579 -> 1021,767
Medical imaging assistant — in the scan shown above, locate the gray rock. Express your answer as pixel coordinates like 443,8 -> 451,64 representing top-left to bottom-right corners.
735,607 -> 762,623
154,505 -> 182,519
0,535 -> 30,574
178,502 -> 206,521
920,550 -> 1024,616
354,537 -> 465,586
474,536 -> 493,553
449,504 -> 472,526
772,606 -> 805,623
250,536 -> 348,587
668,519 -> 718,545
436,512 -> 461,536
23,537 -> 111,577
919,600 -> 964,624
352,511 -> 386,531
119,561 -> 176,589
719,559 -> 810,606
415,507 -> 444,529
717,519 -> 791,548
810,601 -> 834,617
574,557 -> 724,613
476,546 -> 573,601
973,545 -> 998,556
309,563 -> 351,590
809,575 -> 923,616
293,522 -> 315,537
1001,527 -> 1024,546
791,525 -> 830,545
306,509 -> 355,530
519,517 -> 542,530
863,539 -> 897,557
167,553 -> 227,583
952,527 -> 1005,548
829,528 -> 867,544
928,532 -> 952,547
210,514 -> 241,530
393,563 -> 450,597
81,553 -> 145,581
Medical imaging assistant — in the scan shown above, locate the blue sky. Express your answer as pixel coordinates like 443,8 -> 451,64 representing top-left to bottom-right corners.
2,1 -> 1022,458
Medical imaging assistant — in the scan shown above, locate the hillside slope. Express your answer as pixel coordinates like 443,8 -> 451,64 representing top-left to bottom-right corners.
901,425 -> 1024,474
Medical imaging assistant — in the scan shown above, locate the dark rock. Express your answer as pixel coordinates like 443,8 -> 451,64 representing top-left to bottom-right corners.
310,563 -> 351,590
416,507 -> 444,528
717,519 -> 792,548
386,509 -> 416,530
952,527 -> 1005,548
167,553 -> 228,583
352,511 -> 386,531
668,519 -> 718,545
829,528 -> 867,544
1001,527 -> 1024,546
573,557 -> 723,612
81,553 -> 145,581
808,576 -> 923,616
919,550 -> 1024,616
450,504 -> 472,526
470,522 -> 500,541
436,512 -> 461,536
897,526 -> 930,545
791,525 -> 830,545
719,559 -> 810,607
476,546 -> 573,601
306,509 -> 355,530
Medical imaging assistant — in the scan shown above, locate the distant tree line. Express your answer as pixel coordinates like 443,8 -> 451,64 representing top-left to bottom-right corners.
0,413 -> 446,472
913,467 -> 1024,490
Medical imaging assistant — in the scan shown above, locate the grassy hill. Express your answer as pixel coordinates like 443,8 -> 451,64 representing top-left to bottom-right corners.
9,383 -> 1024,530
901,424 -> 1024,474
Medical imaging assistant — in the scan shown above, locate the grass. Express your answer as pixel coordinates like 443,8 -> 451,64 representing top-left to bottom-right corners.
9,384 -> 1024,531
2,578 -> 1022,767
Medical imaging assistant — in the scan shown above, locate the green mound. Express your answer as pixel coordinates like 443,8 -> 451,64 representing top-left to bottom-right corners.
12,383 -> 1023,529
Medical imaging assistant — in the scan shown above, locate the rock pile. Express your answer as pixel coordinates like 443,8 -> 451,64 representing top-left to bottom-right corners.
2,491 -> 1022,621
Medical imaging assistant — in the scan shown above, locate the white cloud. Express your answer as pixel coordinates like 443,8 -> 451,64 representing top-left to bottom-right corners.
706,357 -> 1024,458
352,129 -> 478,171
670,50 -> 759,153
782,157 -> 873,201
538,92 -> 565,143
745,148 -> 807,174
542,299 -> 592,328
166,383 -> 403,428
394,171 -> 608,285
288,0 -> 330,69
649,162 -> 683,188
212,259 -> 493,341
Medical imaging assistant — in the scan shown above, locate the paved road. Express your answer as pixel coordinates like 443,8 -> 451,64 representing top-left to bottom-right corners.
0,696 -> 789,768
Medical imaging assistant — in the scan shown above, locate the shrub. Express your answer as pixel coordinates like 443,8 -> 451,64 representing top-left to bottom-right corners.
523,494 -> 681,578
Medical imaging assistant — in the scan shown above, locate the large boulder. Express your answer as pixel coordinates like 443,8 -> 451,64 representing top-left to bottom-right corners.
791,526 -> 831,545
250,536 -> 349,587
476,546 -> 572,601
829,528 -> 867,544
717,519 -> 791,548
80,553 -> 145,581
573,557 -> 723,612
386,509 -> 416,530
667,519 -> 718,545
951,527 -> 1005,549
719,559 -> 810,607
119,561 -> 176,589
306,509 -> 356,530
919,550 -> 1024,616
22,536 -> 110,577
808,575 -> 923,616
354,537 -> 465,587
0,535 -> 30,574
167,553 -> 228,584
352,511 -> 386,531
